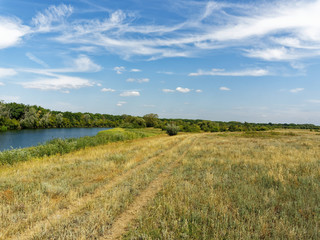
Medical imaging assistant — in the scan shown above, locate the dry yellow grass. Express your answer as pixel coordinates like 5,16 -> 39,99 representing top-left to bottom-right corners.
1,130 -> 319,239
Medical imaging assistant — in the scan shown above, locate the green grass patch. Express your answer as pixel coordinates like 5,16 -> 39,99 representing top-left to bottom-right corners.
240,131 -> 299,138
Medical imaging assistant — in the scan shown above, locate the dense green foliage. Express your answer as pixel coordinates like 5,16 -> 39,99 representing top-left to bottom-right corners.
0,101 -> 319,133
0,128 -> 162,165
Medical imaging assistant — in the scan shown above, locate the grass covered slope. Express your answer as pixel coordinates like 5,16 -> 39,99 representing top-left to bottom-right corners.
0,128 -> 163,165
125,131 -> 320,239
0,130 -> 319,239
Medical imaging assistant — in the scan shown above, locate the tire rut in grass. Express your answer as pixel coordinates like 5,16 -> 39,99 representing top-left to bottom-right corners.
101,135 -> 197,240
10,135 -> 188,240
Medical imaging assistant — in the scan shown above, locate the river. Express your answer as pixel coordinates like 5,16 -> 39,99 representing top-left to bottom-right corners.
0,128 -> 112,151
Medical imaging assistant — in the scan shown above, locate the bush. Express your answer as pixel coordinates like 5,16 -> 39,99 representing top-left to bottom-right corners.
0,125 -> 7,132
166,123 -> 179,136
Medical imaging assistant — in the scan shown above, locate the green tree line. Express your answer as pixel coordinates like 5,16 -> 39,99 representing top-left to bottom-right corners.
0,101 -> 319,132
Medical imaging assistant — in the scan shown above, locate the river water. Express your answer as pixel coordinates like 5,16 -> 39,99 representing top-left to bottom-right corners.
0,128 -> 112,151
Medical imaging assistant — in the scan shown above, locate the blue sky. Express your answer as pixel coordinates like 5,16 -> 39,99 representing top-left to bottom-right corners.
1,0 -> 320,124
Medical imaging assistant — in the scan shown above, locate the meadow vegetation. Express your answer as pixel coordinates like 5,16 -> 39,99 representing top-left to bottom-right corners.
0,130 -> 319,239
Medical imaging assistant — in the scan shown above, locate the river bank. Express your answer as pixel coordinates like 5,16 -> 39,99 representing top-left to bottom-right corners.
0,128 -> 162,165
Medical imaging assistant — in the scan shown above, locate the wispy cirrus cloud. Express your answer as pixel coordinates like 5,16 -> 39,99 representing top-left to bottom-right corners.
19,55 -> 100,91
4,1 -> 320,62
3,1 -> 320,63
20,74 -> 94,91
51,1 -> 320,61
26,52 -> 49,68
189,68 -> 269,77
23,55 -> 101,74
32,4 -> 73,32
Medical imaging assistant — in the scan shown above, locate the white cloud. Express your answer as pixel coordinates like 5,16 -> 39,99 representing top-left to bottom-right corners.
110,10 -> 126,24
72,55 -> 102,72
61,90 -> 70,94
20,74 -> 94,91
220,87 -> 231,91
26,52 -> 49,68
126,78 -> 149,83
120,91 -> 140,97
0,82 -> 4,86
162,88 -> 175,93
116,101 -> 127,107
114,66 -> 125,74
1,96 -> 20,102
189,68 -> 269,77
245,47 -> 306,61
0,68 -> 17,78
195,89 -> 203,93
101,88 -> 115,92
176,87 -> 191,93
130,69 -> 141,72
32,4 -> 73,32
290,88 -> 304,93
0,17 -> 30,49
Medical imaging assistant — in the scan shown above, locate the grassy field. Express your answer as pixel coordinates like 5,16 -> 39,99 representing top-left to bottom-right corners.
0,130 -> 319,239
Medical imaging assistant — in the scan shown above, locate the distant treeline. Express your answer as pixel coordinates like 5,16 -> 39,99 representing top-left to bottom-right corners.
0,101 -> 319,132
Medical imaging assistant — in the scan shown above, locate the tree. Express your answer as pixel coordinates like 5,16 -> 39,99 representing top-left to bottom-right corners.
20,107 -> 38,128
143,113 -> 159,127
6,102 -> 25,120
83,114 -> 91,127
56,113 -> 64,127
39,112 -> 51,128
0,101 -> 9,118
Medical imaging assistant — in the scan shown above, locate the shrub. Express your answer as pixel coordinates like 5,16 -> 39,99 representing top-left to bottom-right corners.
0,125 -> 7,132
166,123 -> 179,136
